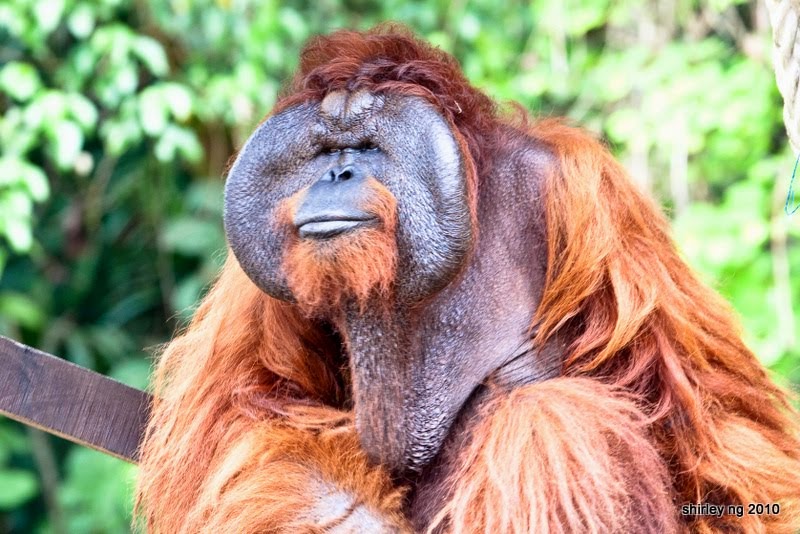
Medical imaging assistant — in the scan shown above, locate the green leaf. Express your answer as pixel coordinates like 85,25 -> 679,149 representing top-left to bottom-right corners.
0,423 -> 29,453
101,116 -> 142,155
161,216 -> 224,256
3,218 -> 33,252
67,4 -> 96,38
0,62 -> 43,102
162,83 -> 193,121
0,6 -> 24,38
21,163 -> 50,201
109,359 -> 152,390
68,93 -> 99,130
51,120 -> 85,168
113,64 -> 139,96
605,107 -> 641,143
458,13 -> 481,41
278,8 -> 307,42
173,274 -> 206,316
60,448 -> 136,532
154,125 -> 201,162
25,91 -> 68,127
707,0 -> 747,12
32,0 -> 65,34
138,88 -> 168,135
134,36 -> 169,76
0,189 -> 33,217
0,469 -> 39,509
0,292 -> 45,329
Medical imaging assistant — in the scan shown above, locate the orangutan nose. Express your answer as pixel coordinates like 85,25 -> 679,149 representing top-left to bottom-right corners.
326,165 -> 356,182
293,165 -> 377,239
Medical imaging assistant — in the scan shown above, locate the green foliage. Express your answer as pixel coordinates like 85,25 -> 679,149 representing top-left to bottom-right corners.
59,448 -> 137,534
0,0 -> 798,531
0,425 -> 39,511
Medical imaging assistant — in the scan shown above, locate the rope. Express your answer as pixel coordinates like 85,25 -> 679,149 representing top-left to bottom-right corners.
766,0 -> 800,154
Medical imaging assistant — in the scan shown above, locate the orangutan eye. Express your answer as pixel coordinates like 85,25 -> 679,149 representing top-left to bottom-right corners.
358,142 -> 379,151
320,143 -> 378,155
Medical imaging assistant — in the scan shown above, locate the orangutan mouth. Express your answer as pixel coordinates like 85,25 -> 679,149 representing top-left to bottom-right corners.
297,215 -> 377,239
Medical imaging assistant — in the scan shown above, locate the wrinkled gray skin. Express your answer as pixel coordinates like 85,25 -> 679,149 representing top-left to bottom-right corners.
225,92 -> 559,518
225,91 -> 472,305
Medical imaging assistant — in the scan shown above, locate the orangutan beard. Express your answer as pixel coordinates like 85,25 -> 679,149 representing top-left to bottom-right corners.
280,179 -> 398,317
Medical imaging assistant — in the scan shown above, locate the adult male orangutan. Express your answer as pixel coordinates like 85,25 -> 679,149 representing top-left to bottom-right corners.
135,26 -> 800,533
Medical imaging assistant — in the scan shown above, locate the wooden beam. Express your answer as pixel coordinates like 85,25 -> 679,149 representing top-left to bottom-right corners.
0,335 -> 151,463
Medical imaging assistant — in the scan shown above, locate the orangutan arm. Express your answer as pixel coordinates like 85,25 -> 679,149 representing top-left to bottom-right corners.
420,377 -> 678,534
139,406 -> 411,533
185,420 -> 410,534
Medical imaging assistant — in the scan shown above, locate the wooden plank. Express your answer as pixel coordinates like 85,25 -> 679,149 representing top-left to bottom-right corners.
0,335 -> 151,463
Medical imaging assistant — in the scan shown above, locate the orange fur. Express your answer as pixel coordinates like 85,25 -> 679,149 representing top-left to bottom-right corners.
428,378 -> 676,534
184,421 -> 408,533
530,120 -> 800,532
281,178 -> 398,316
135,258 -> 409,532
136,28 -> 800,533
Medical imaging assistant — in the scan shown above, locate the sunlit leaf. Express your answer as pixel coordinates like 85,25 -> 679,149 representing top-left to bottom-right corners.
0,6 -> 24,38
139,88 -> 168,135
3,217 -> 33,252
51,120 -> 85,168
0,158 -> 49,203
67,4 -> 96,38
162,83 -> 193,121
458,13 -> 480,41
0,469 -> 39,509
154,125 -> 201,162
114,64 -> 139,96
0,292 -> 45,329
279,8 -> 307,42
134,36 -> 169,76
0,62 -> 42,102
32,0 -> 65,34
68,94 -> 99,130
24,91 -> 67,127
0,189 -> 33,217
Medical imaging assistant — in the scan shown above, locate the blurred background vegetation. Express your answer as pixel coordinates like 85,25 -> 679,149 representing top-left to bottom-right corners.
0,0 -> 798,532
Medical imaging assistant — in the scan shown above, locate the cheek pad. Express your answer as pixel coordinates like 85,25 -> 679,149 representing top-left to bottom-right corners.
223,96 -> 472,303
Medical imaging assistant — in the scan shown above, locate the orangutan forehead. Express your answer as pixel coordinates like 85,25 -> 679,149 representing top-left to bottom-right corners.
319,90 -> 386,129
303,90 -> 439,149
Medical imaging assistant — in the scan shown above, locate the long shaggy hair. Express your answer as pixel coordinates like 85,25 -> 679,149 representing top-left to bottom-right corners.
428,378 -> 677,533
136,26 -> 800,533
